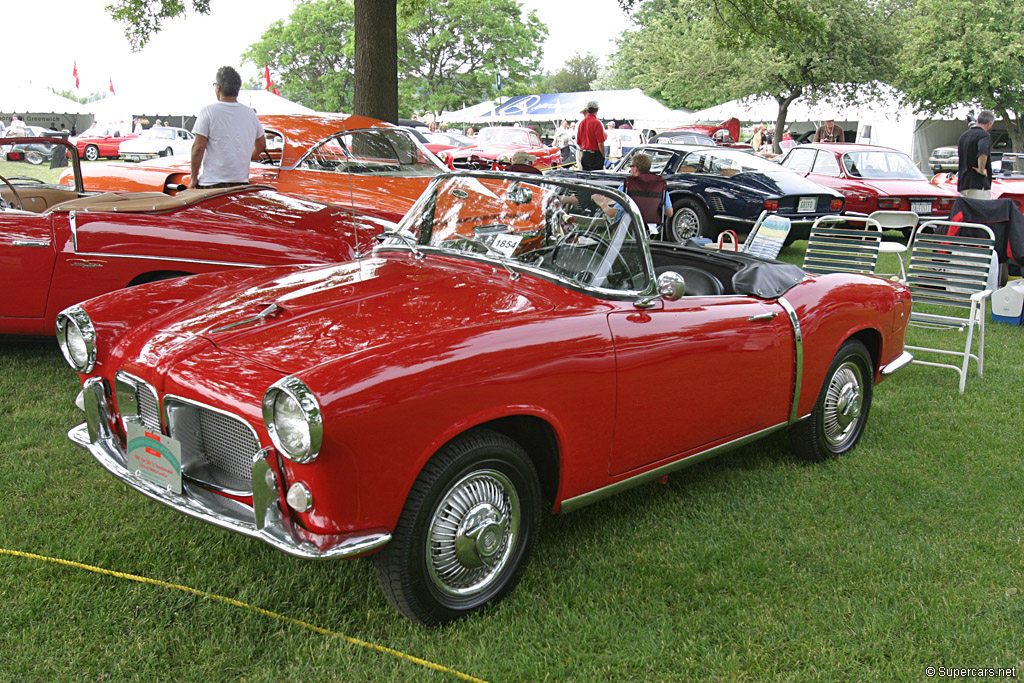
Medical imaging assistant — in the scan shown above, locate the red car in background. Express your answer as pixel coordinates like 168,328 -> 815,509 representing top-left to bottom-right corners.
447,126 -> 560,170
1,136 -> 391,336
73,123 -> 138,161
779,143 -> 958,227
61,114 -> 449,223
660,117 -> 752,149
931,152 -> 1024,215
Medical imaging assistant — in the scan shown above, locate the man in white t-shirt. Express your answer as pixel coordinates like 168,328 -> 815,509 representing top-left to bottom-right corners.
189,66 -> 266,189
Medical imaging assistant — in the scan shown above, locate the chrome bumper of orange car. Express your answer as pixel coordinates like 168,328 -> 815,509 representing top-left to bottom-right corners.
68,377 -> 390,560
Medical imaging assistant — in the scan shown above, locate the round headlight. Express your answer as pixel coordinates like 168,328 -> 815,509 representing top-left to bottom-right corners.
56,305 -> 97,372
262,377 -> 323,463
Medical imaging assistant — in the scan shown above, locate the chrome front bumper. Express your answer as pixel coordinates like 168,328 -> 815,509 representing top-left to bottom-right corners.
881,350 -> 914,376
68,378 -> 390,560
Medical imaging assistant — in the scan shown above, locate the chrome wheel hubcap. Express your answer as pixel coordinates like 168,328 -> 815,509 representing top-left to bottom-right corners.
823,362 -> 863,447
672,209 -> 700,241
427,469 -> 520,597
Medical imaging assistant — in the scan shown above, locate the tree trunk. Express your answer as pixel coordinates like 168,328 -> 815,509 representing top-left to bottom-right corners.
354,0 -> 398,123
773,90 -> 801,155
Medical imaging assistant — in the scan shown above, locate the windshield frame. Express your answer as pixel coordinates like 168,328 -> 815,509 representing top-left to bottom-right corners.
841,150 -> 926,180
380,170 -> 657,299
293,126 -> 449,177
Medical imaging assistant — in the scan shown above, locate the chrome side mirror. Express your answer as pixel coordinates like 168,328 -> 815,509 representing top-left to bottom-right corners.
657,270 -> 686,301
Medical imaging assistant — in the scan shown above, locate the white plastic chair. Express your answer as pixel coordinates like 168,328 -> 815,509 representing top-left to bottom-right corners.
868,210 -> 918,280
802,215 -> 883,276
905,219 -> 996,392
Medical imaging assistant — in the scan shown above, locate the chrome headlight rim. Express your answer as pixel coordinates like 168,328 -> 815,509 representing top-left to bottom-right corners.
56,305 -> 97,373
261,376 -> 323,463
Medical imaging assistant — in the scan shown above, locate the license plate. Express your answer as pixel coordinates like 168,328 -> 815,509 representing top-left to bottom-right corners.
126,421 -> 182,494
797,197 -> 817,213
911,201 -> 932,214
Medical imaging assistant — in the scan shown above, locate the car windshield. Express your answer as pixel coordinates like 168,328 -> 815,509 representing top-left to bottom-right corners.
387,174 -> 650,292
678,148 -> 784,174
140,128 -> 176,140
477,128 -> 535,146
843,151 -> 925,180
0,137 -> 80,200
297,128 -> 447,177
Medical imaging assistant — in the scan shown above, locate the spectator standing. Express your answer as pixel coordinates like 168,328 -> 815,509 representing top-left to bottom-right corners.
189,66 -> 266,190
576,100 -> 606,171
8,115 -> 27,135
813,118 -> 844,143
957,110 -> 996,199
465,127 -> 475,137
554,120 -> 575,166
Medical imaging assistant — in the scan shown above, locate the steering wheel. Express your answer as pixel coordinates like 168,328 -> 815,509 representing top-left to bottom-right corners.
550,226 -> 633,288
0,174 -> 24,211
258,150 -> 275,164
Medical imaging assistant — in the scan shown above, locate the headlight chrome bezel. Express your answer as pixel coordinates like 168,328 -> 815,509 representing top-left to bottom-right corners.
262,376 -> 323,463
56,305 -> 97,373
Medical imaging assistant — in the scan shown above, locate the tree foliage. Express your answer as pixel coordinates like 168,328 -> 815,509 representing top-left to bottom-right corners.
243,1 -> 356,113
539,53 -> 601,94
614,0 -> 898,151
106,0 -> 211,51
897,0 -> 1024,152
397,0 -> 546,116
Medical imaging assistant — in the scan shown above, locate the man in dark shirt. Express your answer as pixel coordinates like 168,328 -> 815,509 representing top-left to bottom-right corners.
576,100 -> 606,171
957,110 -> 996,198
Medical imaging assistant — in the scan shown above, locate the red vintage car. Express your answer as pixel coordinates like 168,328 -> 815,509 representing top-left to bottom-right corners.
62,172 -> 913,625
780,143 -> 958,227
60,114 -> 448,223
659,117 -> 753,149
73,123 -> 138,161
447,126 -> 560,170
931,152 -> 1024,215
1,137 -> 386,336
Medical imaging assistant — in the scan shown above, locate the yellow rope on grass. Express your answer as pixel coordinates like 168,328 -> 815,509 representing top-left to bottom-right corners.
0,547 -> 490,683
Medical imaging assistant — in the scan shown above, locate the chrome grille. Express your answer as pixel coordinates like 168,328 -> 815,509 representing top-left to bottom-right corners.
114,370 -> 161,432
165,396 -> 260,494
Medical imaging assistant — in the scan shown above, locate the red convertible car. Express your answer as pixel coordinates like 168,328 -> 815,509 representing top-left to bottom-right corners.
780,143 -> 958,227
931,152 -> 1024,215
447,126 -> 560,170
63,172 -> 913,625
72,123 -> 138,161
1,137 -> 386,336
60,114 -> 448,223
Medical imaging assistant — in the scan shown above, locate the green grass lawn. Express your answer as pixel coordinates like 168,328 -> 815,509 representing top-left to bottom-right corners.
2,239 -> 1023,681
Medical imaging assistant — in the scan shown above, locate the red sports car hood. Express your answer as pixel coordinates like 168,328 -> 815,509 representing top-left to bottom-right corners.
152,255 -> 556,375
853,177 -> 954,196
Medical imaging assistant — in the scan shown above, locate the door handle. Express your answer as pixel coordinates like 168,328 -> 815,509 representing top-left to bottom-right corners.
13,240 -> 51,247
748,311 -> 779,322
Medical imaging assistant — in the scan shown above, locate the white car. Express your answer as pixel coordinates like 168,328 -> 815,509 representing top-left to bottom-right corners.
118,127 -> 195,162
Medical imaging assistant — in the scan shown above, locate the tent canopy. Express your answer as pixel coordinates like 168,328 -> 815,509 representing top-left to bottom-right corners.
85,88 -> 316,128
439,89 -> 688,126
1,81 -> 90,132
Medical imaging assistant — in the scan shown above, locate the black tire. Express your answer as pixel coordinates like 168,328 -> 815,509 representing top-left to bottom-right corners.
790,339 -> 873,462
374,428 -> 542,626
161,147 -> 174,157
84,145 -> 99,162
668,197 -> 712,243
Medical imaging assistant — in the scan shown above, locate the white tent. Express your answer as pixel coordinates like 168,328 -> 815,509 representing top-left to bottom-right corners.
85,88 -> 316,129
438,89 -> 688,127
684,83 -> 980,171
0,81 -> 90,132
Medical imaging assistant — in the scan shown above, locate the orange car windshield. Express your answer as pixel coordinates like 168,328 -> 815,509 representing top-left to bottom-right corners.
388,175 -> 650,293
297,128 -> 447,178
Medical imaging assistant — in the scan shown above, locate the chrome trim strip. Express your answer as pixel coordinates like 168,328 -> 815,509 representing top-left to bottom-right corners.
713,215 -> 756,225
68,423 -> 390,559
114,369 -> 162,431
70,251 -> 266,269
560,422 -> 790,514
881,350 -> 914,376
69,210 -> 78,251
777,297 -> 804,423
12,240 -> 51,247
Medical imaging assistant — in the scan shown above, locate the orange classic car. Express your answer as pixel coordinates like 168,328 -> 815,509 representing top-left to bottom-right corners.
61,114 -> 449,223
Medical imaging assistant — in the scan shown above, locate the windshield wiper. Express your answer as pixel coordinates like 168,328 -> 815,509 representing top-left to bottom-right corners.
382,229 -> 424,259
456,236 -> 521,281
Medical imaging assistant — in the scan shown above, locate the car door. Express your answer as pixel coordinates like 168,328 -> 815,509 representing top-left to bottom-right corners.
781,147 -> 817,176
606,295 -> 793,475
0,212 -> 56,318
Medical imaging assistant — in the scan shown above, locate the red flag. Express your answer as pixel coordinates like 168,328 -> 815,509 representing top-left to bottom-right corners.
109,78 -> 115,95
264,64 -> 274,91
73,61 -> 79,89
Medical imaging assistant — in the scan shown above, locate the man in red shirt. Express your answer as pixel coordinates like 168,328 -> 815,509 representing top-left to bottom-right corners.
576,100 -> 606,171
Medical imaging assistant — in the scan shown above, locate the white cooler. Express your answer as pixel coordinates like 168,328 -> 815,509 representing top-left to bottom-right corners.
992,280 -> 1024,325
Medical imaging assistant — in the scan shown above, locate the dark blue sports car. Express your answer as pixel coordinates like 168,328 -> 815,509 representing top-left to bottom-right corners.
550,143 -> 844,243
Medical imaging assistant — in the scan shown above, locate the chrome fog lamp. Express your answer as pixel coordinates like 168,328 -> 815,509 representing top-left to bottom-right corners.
56,305 -> 97,372
286,482 -> 313,513
262,376 -> 323,463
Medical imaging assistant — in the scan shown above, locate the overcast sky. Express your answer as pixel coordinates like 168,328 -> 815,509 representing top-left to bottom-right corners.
0,0 -> 630,100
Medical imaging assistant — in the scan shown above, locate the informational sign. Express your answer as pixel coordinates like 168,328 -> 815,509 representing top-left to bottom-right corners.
126,421 -> 182,494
